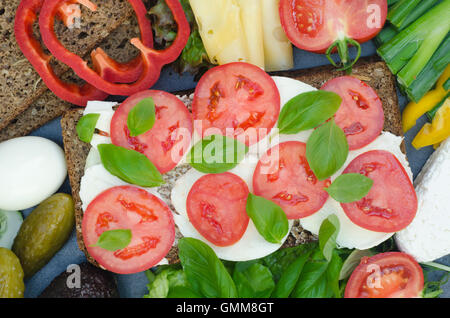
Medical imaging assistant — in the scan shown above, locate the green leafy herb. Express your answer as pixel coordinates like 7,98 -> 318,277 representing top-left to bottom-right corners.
271,248 -> 314,298
326,250 -> 344,298
91,229 -> 131,252
233,263 -> 275,298
98,144 -> 164,187
291,252 -> 333,298
339,249 -> 374,280
178,237 -> 238,298
246,194 -> 289,244
326,173 -> 373,203
127,97 -> 156,137
187,135 -> 249,174
319,214 -> 340,262
277,91 -> 342,134
306,119 -> 349,180
76,113 -> 100,143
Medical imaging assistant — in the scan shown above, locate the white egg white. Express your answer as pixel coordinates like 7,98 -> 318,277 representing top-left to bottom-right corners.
0,136 -> 67,210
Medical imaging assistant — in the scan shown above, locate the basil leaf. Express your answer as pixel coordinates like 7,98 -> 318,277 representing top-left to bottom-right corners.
326,173 -> 374,203
178,237 -> 238,298
339,249 -> 374,280
277,91 -> 342,134
326,250 -> 344,298
187,135 -> 248,174
76,113 -> 100,143
167,286 -> 202,298
233,263 -> 275,298
98,144 -> 164,187
92,229 -> 131,252
306,119 -> 349,180
291,258 -> 332,298
246,193 -> 289,244
127,97 -> 156,137
319,214 -> 340,262
271,248 -> 314,298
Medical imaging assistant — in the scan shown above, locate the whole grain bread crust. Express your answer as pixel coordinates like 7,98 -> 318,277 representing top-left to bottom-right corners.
62,58 -> 402,267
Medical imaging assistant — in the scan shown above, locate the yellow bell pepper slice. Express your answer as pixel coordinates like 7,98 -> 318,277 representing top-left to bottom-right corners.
402,65 -> 450,132
412,98 -> 450,149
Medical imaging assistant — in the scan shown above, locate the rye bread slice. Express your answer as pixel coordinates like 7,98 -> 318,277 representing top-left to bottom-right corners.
0,0 -> 135,130
0,16 -> 142,142
61,58 -> 402,267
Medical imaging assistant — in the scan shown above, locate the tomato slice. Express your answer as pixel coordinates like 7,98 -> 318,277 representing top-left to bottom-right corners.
253,141 -> 330,219
321,76 -> 385,150
341,150 -> 417,232
110,90 -> 193,174
279,0 -> 387,53
192,62 -> 280,146
345,252 -> 424,298
187,172 -> 250,247
82,186 -> 175,274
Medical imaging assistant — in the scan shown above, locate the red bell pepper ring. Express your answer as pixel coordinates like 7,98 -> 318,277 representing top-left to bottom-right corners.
14,0 -> 107,106
39,0 -> 190,96
90,0 -> 154,83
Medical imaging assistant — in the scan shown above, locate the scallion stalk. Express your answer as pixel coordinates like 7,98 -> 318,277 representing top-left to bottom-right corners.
426,93 -> 450,121
377,0 -> 450,77
397,0 -> 439,31
374,25 -> 398,47
387,0 -> 421,29
404,35 -> 450,102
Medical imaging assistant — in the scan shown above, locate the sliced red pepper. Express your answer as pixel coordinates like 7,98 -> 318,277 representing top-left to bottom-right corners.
90,0 -> 154,83
39,0 -> 190,96
14,0 -> 107,106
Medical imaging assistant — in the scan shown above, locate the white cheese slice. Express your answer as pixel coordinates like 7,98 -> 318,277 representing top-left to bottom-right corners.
83,101 -> 117,149
300,132 -> 411,249
396,137 -> 450,262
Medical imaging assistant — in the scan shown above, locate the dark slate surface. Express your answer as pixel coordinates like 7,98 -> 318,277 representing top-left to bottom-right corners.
22,42 -> 449,298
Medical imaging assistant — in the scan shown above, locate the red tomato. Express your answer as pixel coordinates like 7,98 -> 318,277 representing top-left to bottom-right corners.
187,173 -> 250,247
82,186 -> 175,274
321,76 -> 385,150
345,252 -> 424,298
110,90 -> 193,174
341,150 -> 417,232
192,62 -> 280,146
279,0 -> 387,53
253,141 -> 330,219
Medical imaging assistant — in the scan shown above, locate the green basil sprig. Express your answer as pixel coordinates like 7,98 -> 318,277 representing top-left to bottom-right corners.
326,173 -> 374,203
306,119 -> 349,180
91,229 -> 131,252
98,144 -> 164,187
246,194 -> 289,244
233,263 -> 275,298
277,91 -> 342,134
127,97 -> 156,137
187,134 -> 249,174
76,113 -> 100,143
178,237 -> 238,298
319,214 -> 340,262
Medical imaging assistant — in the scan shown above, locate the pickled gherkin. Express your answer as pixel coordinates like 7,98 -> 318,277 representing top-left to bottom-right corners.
0,248 -> 25,298
13,194 -> 75,279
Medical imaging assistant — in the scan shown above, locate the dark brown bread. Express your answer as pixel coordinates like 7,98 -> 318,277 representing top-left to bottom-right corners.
0,14 -> 142,142
0,0 -> 135,130
61,58 -> 402,267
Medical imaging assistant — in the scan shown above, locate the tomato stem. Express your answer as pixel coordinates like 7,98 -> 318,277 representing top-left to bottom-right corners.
325,38 -> 362,74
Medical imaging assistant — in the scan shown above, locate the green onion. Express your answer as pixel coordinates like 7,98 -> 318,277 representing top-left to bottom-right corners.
444,78 -> 450,91
397,0 -> 440,31
426,93 -> 450,121
378,0 -> 450,80
388,0 -> 401,7
404,35 -> 450,102
374,25 -> 398,47
387,0 -> 421,29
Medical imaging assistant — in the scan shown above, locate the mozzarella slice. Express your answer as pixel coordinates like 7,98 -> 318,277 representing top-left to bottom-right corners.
83,101 -> 117,149
300,132 -> 411,249
171,162 -> 293,261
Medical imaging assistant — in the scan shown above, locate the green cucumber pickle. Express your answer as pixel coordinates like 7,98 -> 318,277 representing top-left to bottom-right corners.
0,248 -> 25,298
12,193 -> 75,279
